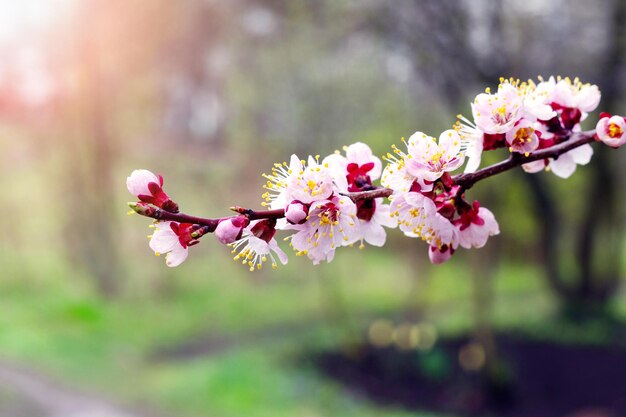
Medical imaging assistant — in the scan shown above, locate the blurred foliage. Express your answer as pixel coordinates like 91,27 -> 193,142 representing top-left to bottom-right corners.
1,0 -> 626,416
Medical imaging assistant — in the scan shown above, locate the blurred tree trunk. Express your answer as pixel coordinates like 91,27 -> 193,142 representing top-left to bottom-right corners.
525,0 -> 625,318
161,0 -> 228,149
62,0 -> 120,297
375,0 -> 625,317
573,0 -> 625,313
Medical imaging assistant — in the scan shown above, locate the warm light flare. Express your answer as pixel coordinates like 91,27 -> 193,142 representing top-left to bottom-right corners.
0,0 -> 75,44
0,0 -> 78,107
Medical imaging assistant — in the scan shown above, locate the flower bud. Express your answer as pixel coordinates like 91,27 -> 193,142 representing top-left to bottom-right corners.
595,114 -> 626,148
428,244 -> 454,264
127,169 -> 160,197
215,215 -> 250,244
285,201 -> 309,225
128,201 -> 155,216
126,169 -> 178,212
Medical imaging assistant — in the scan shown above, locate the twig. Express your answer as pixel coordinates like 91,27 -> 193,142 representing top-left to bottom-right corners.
453,130 -> 595,189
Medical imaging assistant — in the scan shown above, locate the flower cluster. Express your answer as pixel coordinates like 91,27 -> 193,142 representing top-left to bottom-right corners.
456,76 -> 600,178
273,143 -> 396,264
126,172 -> 285,269
382,131 -> 499,263
126,76 -> 625,270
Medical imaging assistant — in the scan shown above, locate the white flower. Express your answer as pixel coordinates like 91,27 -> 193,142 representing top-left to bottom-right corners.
381,151 -> 414,194
149,221 -> 192,267
390,192 -> 458,249
323,142 -> 395,248
404,130 -> 465,185
454,115 -> 484,173
456,203 -> 500,249
471,83 -> 524,134
549,77 -> 601,114
231,220 -> 288,271
390,192 -> 431,238
262,155 -> 334,209
287,196 -> 358,264
522,144 -> 593,179
505,119 -> 539,155
523,81 -> 557,121
351,200 -> 396,248
427,211 -> 459,253
324,142 -> 382,190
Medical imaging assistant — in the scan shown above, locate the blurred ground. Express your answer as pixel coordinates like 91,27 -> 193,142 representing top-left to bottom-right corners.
0,362 -> 159,417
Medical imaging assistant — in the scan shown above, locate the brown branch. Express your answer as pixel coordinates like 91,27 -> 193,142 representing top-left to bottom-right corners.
230,206 -> 285,220
453,130 -> 596,189
128,203 -> 287,231
341,188 -> 393,201
129,203 -> 221,231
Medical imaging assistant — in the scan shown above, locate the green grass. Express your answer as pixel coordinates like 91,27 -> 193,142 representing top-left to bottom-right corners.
0,239 -> 570,417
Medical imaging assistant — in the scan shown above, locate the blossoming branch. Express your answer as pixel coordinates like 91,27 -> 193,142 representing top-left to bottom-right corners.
127,76 -> 626,269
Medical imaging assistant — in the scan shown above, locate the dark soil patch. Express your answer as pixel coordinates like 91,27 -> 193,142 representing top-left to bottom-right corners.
314,336 -> 626,417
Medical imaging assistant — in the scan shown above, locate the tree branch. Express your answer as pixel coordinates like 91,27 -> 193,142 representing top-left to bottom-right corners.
130,129 -> 598,232
453,130 -> 596,190
341,188 -> 393,201
230,206 -> 285,221
129,204 -> 221,231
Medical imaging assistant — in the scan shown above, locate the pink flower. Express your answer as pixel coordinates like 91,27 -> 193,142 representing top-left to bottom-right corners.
390,192 -> 458,251
426,211 -> 459,255
531,77 -> 600,132
323,142 -> 395,248
549,77 -> 600,114
214,215 -> 250,244
149,221 -> 200,267
455,201 -> 500,249
324,142 -> 383,188
390,191 -> 434,238
127,169 -> 178,212
262,155 -> 334,209
505,119 -> 539,155
289,155 -> 335,204
231,219 -> 288,271
262,155 -> 301,209
287,196 -> 358,264
522,144 -> 593,179
381,150 -> 414,194
351,200 -> 396,248
405,130 -> 465,186
523,82 -> 557,121
596,113 -> 626,148
425,213 -> 459,265
471,83 -> 524,134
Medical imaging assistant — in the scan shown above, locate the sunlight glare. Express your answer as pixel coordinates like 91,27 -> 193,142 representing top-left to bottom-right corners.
0,0 -> 75,44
